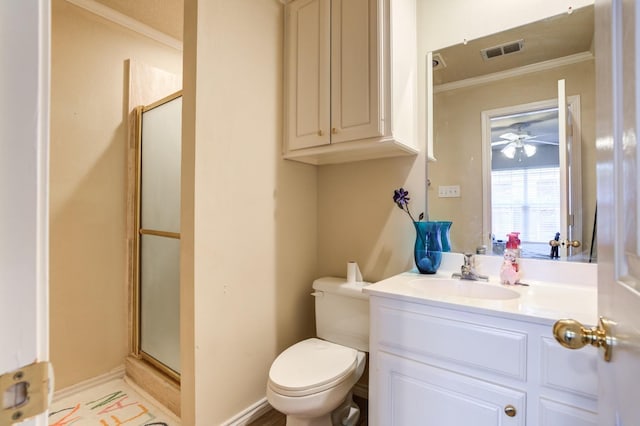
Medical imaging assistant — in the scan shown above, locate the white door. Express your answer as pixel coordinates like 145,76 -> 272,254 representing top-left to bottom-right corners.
0,1 -> 51,425
558,80 -> 584,259
480,94 -> 580,257
595,0 -> 640,424
558,79 -> 570,260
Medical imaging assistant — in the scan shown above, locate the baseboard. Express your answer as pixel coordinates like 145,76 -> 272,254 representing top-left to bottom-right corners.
52,365 -> 126,402
220,397 -> 273,426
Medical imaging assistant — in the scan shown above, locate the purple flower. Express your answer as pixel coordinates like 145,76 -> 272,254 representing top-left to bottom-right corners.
392,187 -> 424,223
393,188 -> 410,208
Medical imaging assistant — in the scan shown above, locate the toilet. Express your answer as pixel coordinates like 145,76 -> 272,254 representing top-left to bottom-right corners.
267,277 -> 369,426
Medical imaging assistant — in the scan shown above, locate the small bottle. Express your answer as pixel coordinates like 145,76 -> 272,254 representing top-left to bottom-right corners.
507,232 -> 521,260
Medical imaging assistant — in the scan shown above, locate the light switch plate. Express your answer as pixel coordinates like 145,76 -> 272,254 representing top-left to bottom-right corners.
438,185 -> 461,198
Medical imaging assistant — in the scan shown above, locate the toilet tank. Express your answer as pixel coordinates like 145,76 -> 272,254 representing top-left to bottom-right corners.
312,277 -> 369,352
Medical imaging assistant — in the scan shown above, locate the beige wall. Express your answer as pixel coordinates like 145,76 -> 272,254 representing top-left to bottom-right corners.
317,156 -> 426,282
429,60 -> 596,254
181,0 -> 318,423
50,0 -> 182,389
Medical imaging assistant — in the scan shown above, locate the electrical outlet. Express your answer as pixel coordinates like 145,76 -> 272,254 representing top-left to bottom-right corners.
438,185 -> 461,198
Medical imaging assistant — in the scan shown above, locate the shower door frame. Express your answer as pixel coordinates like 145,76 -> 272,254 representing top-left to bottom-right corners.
130,90 -> 183,384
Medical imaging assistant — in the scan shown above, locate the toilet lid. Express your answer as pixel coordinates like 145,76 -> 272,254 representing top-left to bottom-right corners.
269,338 -> 357,396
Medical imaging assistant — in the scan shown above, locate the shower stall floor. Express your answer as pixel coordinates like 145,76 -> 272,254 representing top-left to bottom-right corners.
49,377 -> 181,425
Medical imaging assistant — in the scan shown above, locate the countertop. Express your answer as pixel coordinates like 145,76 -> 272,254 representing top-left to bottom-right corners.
363,253 -> 598,326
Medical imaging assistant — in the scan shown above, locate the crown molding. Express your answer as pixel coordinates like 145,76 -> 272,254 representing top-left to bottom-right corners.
434,51 -> 594,93
64,0 -> 183,51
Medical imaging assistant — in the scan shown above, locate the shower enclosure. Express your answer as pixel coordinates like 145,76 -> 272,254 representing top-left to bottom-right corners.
131,91 -> 182,381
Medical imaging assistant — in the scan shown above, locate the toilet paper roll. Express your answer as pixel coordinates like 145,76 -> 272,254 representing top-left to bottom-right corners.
347,261 -> 363,283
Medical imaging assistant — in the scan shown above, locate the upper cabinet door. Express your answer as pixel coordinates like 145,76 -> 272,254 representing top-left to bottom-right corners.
283,0 -> 418,164
331,0 -> 382,143
284,0 -> 331,151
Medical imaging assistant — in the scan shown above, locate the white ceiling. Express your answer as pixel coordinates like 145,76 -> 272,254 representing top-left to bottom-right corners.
93,0 -> 184,41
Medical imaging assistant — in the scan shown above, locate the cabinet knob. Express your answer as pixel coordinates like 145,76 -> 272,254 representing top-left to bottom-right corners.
332,127 -> 337,134
317,130 -> 323,136
504,405 -> 517,417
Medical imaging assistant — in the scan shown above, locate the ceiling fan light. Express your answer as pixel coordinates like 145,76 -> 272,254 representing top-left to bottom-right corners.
502,145 -> 516,159
524,144 -> 537,157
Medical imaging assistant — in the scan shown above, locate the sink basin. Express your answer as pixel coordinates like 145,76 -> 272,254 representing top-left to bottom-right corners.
409,278 -> 520,300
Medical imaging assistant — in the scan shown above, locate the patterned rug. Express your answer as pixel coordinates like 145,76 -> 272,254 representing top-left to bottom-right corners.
49,378 -> 179,426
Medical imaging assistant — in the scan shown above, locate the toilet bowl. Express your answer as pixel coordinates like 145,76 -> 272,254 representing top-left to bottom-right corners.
267,338 -> 366,426
266,277 -> 370,426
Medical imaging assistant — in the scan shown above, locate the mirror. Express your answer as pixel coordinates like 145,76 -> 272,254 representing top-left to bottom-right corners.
427,5 -> 596,262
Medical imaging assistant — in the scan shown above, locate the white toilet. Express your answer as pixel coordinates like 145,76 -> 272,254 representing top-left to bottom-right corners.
267,277 -> 369,426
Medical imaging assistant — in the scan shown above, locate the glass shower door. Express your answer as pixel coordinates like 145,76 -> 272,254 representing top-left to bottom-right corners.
136,91 -> 182,378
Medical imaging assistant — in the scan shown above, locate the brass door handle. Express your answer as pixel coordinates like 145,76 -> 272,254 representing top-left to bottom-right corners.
553,317 -> 615,362
549,239 -> 581,247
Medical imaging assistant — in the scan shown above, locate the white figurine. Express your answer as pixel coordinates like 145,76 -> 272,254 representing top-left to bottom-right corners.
500,250 -> 520,285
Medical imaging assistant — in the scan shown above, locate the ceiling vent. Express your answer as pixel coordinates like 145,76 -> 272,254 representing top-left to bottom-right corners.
481,39 -> 524,60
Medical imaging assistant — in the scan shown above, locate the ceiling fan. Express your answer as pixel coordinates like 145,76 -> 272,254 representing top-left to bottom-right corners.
492,128 -> 558,160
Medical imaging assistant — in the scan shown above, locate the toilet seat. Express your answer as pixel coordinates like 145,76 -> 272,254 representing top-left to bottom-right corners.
268,338 -> 358,397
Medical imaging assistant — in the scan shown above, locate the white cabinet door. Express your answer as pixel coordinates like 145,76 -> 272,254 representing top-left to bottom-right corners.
330,0 -> 382,143
375,352 -> 525,426
538,399 -> 597,426
538,336 -> 598,425
284,0 -> 330,151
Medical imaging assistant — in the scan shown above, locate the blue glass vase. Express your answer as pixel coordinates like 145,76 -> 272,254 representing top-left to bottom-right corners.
437,221 -> 452,252
413,221 -> 443,274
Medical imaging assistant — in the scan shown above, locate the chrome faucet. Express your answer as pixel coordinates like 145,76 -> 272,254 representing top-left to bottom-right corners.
452,253 -> 489,281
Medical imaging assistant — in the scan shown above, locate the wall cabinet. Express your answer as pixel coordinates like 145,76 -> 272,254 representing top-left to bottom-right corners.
369,296 -> 598,425
283,0 -> 419,165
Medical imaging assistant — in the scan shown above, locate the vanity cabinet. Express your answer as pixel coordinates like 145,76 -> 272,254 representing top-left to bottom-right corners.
369,296 -> 598,426
283,0 -> 419,165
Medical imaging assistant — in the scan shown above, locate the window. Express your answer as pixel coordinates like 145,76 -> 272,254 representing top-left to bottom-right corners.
492,166 -> 560,255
